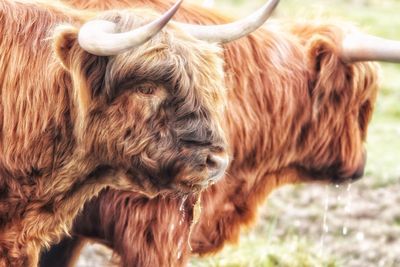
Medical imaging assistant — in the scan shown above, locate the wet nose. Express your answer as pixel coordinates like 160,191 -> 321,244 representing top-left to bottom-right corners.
339,150 -> 367,182
350,166 -> 364,181
206,153 -> 229,181
351,151 -> 367,181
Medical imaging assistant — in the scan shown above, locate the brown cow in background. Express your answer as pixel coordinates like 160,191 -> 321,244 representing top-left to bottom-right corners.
40,0 -> 400,267
0,0 -> 263,264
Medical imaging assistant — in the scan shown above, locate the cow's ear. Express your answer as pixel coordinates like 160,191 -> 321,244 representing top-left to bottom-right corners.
53,25 -> 79,69
53,25 -> 109,122
306,33 -> 349,114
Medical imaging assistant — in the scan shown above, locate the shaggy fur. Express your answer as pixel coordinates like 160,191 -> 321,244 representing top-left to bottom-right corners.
40,1 -> 381,267
0,0 -> 229,266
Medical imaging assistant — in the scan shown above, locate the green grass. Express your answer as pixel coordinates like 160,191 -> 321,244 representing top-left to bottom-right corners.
365,119 -> 400,187
189,0 -> 400,266
190,235 -> 337,267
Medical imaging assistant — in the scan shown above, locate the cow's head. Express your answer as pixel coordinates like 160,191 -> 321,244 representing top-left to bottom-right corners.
53,0 -> 278,195
291,23 -> 387,184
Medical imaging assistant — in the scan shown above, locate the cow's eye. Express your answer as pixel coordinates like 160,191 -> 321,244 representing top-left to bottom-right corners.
136,83 -> 156,95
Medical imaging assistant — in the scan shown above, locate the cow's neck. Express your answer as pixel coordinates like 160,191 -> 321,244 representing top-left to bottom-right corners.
190,29 -> 314,254
223,28 -> 311,176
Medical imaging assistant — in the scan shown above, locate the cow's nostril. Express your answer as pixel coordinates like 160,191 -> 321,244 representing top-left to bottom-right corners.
206,153 -> 229,181
206,155 -> 218,169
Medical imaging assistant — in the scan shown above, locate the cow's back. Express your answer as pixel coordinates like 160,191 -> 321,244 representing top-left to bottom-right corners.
0,0 -> 76,179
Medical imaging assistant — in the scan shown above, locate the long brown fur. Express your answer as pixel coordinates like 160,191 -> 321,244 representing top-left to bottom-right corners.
40,1 -> 381,267
0,0 -> 230,266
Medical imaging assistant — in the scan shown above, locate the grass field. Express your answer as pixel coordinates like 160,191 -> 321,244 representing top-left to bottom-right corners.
188,0 -> 400,266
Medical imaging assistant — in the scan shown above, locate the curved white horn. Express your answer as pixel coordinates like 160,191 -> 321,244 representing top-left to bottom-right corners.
342,33 -> 400,63
78,0 -> 183,56
178,0 -> 279,43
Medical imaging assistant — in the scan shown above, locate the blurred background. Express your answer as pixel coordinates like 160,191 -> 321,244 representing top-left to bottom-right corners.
78,1 -> 400,266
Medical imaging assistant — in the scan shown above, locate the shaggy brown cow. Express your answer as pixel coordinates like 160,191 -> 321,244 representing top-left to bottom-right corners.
40,1 -> 400,267
0,0 -> 275,264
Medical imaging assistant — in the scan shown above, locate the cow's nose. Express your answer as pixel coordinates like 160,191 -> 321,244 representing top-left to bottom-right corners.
351,166 -> 365,181
351,150 -> 367,182
206,153 -> 229,182
337,149 -> 367,183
